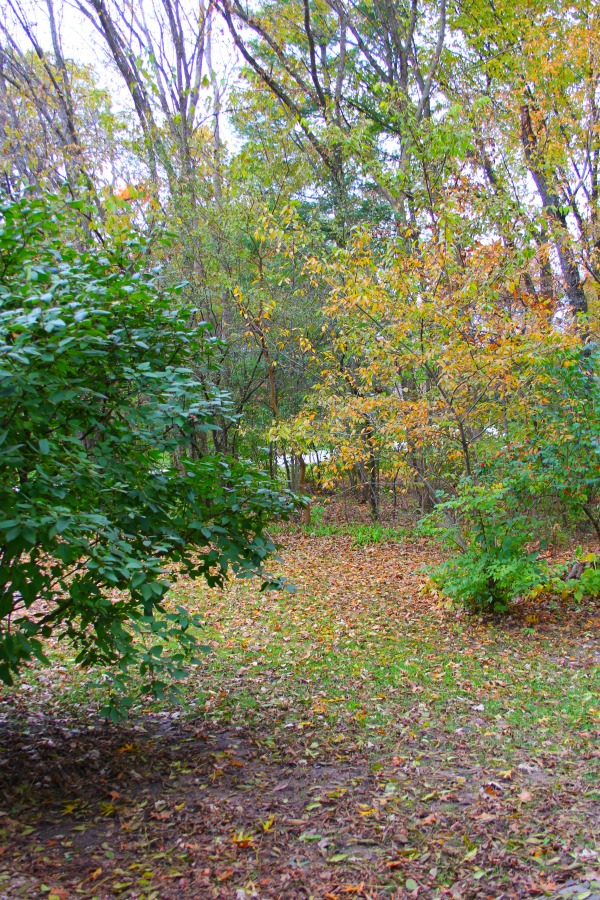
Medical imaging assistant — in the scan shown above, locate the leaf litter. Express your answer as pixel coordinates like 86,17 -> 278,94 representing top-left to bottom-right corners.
0,531 -> 598,898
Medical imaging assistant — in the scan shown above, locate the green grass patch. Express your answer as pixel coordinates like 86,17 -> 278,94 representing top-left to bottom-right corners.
303,519 -> 407,545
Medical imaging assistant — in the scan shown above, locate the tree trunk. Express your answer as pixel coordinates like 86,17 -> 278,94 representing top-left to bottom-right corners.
297,454 -> 311,524
520,104 -> 587,315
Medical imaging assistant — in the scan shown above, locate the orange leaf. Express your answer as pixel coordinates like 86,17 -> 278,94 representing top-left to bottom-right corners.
216,868 -> 234,882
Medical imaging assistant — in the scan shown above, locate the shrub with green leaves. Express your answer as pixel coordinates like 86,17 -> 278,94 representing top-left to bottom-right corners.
476,346 -> 600,544
542,551 -> 600,602
424,483 -> 546,612
0,193 -> 296,715
523,347 -> 600,543
572,558 -> 600,598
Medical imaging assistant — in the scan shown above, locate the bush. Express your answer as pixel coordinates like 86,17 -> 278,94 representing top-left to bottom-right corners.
568,558 -> 600,600
424,483 -> 546,612
0,193 -> 297,715
478,346 -> 600,544
542,551 -> 600,602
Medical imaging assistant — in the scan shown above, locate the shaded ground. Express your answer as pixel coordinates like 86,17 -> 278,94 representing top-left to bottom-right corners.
0,533 -> 598,899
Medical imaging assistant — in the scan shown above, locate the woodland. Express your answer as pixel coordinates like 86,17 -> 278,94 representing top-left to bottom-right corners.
0,0 -> 599,897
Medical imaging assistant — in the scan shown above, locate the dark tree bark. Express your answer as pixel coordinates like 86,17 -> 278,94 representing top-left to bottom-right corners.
520,104 -> 588,315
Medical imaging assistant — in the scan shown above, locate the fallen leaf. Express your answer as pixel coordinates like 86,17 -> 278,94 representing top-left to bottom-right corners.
420,814 -> 437,825
232,829 -> 255,848
272,781 -> 289,792
216,868 -> 234,882
261,814 -> 275,832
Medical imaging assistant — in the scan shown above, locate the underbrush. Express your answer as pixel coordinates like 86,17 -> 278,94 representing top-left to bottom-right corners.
422,483 -> 600,613
301,506 -> 407,545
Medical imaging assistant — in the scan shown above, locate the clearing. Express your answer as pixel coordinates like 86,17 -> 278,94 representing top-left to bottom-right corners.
0,532 -> 598,899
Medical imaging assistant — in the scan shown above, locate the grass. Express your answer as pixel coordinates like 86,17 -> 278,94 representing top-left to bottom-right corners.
302,516 -> 407,546
181,595 -> 597,754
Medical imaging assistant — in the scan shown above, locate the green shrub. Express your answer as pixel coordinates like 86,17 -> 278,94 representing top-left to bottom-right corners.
424,483 -> 546,612
477,346 -> 600,545
431,539 -> 546,612
0,193 -> 297,716
574,558 -> 600,598
543,551 -> 600,602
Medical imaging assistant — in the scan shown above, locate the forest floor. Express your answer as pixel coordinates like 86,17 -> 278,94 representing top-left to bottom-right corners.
0,529 -> 599,900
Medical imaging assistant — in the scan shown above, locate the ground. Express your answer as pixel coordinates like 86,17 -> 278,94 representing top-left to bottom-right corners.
0,531 -> 598,899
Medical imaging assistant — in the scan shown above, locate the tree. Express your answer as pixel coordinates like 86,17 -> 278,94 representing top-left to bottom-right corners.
285,178 -> 582,508
73,0 -> 223,198
0,192 -> 296,714
448,0 -> 600,315
216,0 -> 448,239
0,0 -> 136,214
